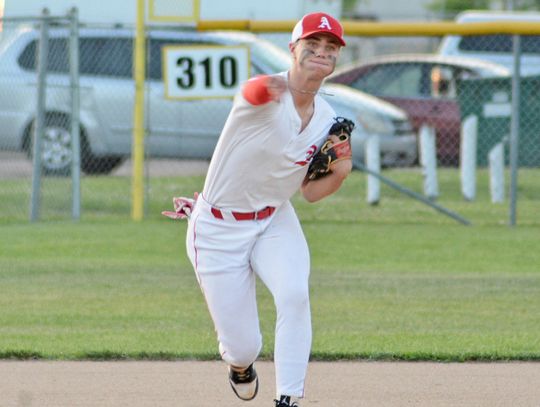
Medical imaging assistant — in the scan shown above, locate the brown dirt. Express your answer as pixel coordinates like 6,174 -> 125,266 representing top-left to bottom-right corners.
1,360 -> 539,406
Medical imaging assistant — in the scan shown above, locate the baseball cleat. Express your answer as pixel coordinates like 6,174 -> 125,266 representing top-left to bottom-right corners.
228,363 -> 259,401
274,395 -> 300,406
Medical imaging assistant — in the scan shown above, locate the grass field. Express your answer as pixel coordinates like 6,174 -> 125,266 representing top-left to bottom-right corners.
1,168 -> 539,361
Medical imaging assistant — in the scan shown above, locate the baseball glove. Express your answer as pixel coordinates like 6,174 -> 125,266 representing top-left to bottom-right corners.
306,117 -> 354,181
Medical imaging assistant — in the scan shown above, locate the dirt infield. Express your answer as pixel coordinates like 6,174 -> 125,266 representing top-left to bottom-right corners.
1,361 -> 539,407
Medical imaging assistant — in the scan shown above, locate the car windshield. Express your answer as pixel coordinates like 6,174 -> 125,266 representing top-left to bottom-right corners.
249,38 -> 291,72
459,34 -> 540,54
352,63 -> 428,98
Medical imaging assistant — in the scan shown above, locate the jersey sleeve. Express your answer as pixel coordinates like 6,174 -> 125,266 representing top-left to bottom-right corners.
242,75 -> 273,105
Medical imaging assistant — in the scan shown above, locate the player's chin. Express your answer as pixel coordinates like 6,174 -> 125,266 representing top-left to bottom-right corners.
308,65 -> 334,80
318,65 -> 336,77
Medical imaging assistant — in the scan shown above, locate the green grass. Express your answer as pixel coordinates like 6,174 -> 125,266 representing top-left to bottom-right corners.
0,169 -> 539,360
2,168 -> 540,226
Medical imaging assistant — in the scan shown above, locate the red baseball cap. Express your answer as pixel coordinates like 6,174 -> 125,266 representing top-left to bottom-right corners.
291,12 -> 346,46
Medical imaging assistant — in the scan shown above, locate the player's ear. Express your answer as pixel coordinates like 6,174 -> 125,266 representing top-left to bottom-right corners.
289,41 -> 300,62
289,41 -> 298,53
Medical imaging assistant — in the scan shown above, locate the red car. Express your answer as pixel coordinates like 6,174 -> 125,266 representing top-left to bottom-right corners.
328,54 -> 510,165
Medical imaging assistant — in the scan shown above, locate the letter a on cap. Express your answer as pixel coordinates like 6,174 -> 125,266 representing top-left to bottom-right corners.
318,16 -> 331,30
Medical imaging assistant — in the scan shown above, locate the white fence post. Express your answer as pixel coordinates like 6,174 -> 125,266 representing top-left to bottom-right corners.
419,124 -> 438,200
366,135 -> 380,205
460,114 -> 478,201
489,142 -> 505,203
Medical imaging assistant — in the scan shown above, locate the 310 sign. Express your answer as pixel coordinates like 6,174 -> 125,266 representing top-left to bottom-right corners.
164,45 -> 250,99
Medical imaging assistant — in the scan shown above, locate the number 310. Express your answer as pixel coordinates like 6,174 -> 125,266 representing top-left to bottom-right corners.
176,56 -> 238,89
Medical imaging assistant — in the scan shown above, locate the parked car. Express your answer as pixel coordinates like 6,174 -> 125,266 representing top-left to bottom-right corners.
328,53 -> 510,165
0,26 -> 417,175
438,10 -> 540,75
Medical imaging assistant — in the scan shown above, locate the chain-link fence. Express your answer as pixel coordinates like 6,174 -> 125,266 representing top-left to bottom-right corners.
0,14 -> 132,221
0,13 -> 539,224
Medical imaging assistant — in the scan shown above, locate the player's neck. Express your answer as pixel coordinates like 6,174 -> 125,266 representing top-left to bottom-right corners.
291,91 -> 315,115
288,85 -> 318,95
288,70 -> 322,97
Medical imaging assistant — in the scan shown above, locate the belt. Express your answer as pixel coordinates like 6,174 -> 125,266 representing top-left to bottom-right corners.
211,206 -> 276,221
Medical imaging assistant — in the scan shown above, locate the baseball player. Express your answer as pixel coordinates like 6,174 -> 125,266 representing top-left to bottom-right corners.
164,12 -> 351,407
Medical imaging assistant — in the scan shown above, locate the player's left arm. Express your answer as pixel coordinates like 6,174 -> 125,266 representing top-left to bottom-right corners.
300,158 -> 352,202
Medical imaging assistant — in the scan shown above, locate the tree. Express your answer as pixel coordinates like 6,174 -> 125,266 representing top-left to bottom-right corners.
342,0 -> 374,16
342,0 -> 358,13
428,0 -> 540,16
427,0 -> 490,18
514,0 -> 540,9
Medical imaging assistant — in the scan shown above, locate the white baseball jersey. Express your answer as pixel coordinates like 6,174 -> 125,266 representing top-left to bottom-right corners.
202,71 -> 336,211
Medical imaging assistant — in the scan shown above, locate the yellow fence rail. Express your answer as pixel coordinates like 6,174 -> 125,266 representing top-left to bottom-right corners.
196,20 -> 540,36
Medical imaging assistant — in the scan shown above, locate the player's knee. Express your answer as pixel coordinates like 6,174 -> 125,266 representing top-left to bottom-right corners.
220,334 -> 262,367
275,283 -> 310,314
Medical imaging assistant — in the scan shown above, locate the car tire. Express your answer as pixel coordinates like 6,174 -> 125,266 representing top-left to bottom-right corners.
80,134 -> 123,175
25,113 -> 74,176
81,149 -> 123,175
25,113 -> 123,176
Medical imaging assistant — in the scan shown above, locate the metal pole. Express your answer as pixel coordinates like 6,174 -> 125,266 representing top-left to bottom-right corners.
131,0 -> 146,221
30,8 -> 50,222
355,162 -> 471,226
509,35 -> 520,226
69,7 -> 81,220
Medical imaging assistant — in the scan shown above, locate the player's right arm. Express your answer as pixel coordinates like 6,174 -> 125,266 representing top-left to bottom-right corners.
242,75 -> 287,105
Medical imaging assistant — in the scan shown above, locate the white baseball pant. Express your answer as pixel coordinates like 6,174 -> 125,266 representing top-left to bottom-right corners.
186,196 -> 311,397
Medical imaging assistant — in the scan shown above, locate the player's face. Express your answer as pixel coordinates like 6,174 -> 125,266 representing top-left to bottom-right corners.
292,34 -> 341,78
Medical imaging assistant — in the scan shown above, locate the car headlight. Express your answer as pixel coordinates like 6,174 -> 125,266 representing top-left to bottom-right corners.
355,110 -> 395,135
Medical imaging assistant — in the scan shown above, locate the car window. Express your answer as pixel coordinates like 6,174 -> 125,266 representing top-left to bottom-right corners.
454,67 -> 477,81
18,38 -> 69,72
430,66 -> 456,99
459,34 -> 540,54
249,39 -> 290,74
17,39 -> 39,70
18,36 -> 133,77
80,38 -> 133,78
351,64 -> 425,98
